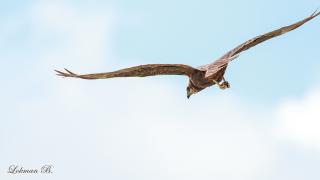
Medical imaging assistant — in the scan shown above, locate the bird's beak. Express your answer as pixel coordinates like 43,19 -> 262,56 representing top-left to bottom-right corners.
187,93 -> 191,99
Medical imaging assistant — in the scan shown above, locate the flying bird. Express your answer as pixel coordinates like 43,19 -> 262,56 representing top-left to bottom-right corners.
55,10 -> 320,98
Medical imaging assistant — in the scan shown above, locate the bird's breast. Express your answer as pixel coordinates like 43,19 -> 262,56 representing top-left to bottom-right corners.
191,67 -> 227,88
190,72 -> 213,88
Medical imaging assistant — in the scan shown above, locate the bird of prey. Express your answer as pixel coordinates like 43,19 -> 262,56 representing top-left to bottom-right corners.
55,10 -> 320,98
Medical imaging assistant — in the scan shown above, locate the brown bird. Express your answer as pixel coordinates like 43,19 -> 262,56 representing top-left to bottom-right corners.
55,10 -> 319,98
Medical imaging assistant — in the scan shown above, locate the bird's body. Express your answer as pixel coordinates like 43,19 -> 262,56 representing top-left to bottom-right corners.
189,66 -> 227,90
55,10 -> 320,98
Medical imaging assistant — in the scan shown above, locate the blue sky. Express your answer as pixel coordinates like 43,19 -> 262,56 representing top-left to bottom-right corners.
1,0 -> 319,103
1,1 -> 320,180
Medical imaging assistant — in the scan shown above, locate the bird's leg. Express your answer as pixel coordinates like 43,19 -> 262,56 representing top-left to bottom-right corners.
222,77 -> 226,82
221,77 -> 230,89
213,78 -> 230,90
213,80 -> 226,90
222,77 -> 230,88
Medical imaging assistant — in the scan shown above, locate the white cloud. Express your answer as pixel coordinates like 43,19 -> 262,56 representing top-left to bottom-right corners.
2,79 -> 276,180
274,88 -> 320,151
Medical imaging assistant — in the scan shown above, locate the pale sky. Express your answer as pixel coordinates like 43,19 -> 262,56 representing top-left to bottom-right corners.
1,1 -> 320,180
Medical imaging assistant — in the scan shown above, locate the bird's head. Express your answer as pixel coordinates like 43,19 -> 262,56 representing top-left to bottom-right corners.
186,83 -> 202,99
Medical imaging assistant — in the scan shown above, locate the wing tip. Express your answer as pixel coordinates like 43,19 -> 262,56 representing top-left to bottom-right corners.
54,68 -> 78,78
311,8 -> 320,17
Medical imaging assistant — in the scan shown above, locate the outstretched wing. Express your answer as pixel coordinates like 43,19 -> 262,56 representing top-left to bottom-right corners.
205,10 -> 320,78
55,64 -> 199,79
